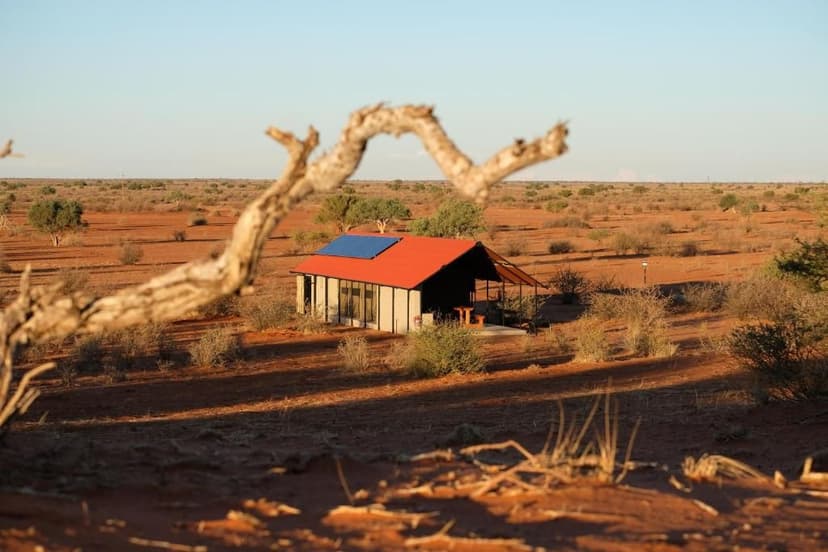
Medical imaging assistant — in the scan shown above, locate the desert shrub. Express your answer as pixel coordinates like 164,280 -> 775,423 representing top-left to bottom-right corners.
40,185 -> 57,195
547,240 -> 574,254
292,230 -> 331,253
730,318 -> 828,401
718,193 -> 739,210
544,199 -> 568,212
649,220 -> 675,235
198,293 -> 241,318
611,232 -> 646,256
545,215 -> 588,229
337,335 -> 371,372
724,273 -> 798,320
504,238 -> 528,256
295,310 -> 326,334
587,228 -> 610,242
409,198 -> 485,238
499,293 -> 539,324
588,287 -> 676,358
774,238 -> 828,292
399,323 -> 484,377
549,266 -> 589,304
118,241 -> 144,265
242,297 -> 294,330
172,230 -> 187,241
0,250 -> 10,274
681,282 -> 727,312
187,212 -> 208,226
188,328 -> 241,368
632,185 -> 647,194
577,187 -> 595,196
676,240 -> 700,257
571,317 -> 611,362
542,325 -> 573,355
53,267 -> 90,293
739,199 -> 760,215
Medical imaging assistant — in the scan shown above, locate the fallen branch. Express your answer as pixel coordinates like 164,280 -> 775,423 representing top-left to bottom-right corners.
0,105 -> 567,432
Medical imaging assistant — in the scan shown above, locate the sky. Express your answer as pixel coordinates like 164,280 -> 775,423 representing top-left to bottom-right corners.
1,0 -> 826,182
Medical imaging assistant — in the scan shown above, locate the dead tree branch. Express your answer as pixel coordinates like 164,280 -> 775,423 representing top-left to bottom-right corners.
0,105 -> 568,431
0,139 -> 23,159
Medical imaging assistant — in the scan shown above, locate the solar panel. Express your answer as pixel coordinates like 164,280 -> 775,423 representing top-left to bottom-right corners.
315,235 -> 401,259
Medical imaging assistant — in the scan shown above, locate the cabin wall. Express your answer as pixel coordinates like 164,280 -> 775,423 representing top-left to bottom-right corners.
296,275 -> 306,314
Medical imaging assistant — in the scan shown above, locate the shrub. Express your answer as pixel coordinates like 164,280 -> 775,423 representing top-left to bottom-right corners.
337,335 -> 371,372
724,273 -> 797,320
188,328 -> 241,368
587,287 -> 676,358
775,238 -> 828,292
296,310 -> 326,334
549,266 -> 589,304
545,216 -> 588,229
547,240 -> 574,254
571,317 -> 611,362
53,267 -> 90,293
118,242 -> 144,265
242,297 -> 294,330
409,198 -> 485,238
718,193 -> 739,210
172,230 -> 187,242
681,282 -> 726,312
587,229 -> 610,242
499,293 -> 539,324
676,240 -> 700,257
504,238 -> 528,256
198,294 -> 241,318
27,199 -> 84,246
40,185 -> 57,195
611,232 -> 644,256
292,230 -> 331,253
400,323 -> 484,377
544,199 -> 568,212
730,319 -> 827,401
187,212 -> 208,226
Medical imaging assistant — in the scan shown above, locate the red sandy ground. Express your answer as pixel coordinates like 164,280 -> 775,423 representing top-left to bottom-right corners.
1,193 -> 827,551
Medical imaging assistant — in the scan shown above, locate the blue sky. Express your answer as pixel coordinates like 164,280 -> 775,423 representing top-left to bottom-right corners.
1,0 -> 826,181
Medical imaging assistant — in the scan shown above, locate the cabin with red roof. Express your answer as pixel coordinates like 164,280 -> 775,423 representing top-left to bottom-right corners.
291,234 -> 543,333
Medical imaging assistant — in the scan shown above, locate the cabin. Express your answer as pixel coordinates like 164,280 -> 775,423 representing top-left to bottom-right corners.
291,233 -> 544,333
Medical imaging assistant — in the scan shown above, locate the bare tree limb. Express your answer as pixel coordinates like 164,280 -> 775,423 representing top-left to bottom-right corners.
0,139 -> 23,159
0,105 -> 568,431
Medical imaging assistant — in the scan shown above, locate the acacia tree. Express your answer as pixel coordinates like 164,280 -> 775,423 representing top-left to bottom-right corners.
409,198 -> 485,238
351,197 -> 411,233
315,193 -> 362,232
27,199 -> 84,246
0,107 -> 568,432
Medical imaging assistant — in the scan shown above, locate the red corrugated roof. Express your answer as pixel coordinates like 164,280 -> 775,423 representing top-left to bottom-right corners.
291,234 -> 477,289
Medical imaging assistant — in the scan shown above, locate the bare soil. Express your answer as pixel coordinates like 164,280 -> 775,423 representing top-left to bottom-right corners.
1,181 -> 826,551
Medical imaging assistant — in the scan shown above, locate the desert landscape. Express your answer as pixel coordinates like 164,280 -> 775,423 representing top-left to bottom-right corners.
0,177 -> 826,551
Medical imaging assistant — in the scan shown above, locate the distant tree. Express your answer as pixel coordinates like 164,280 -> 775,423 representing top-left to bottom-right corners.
315,194 -> 363,232
409,198 -> 485,238
351,197 -> 411,233
775,238 -> 828,292
27,199 -> 84,246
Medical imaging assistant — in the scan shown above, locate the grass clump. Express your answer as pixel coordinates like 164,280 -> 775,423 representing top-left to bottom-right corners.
337,335 -> 372,372
242,297 -> 294,330
397,323 -> 484,377
187,212 -> 208,226
188,327 -> 241,368
681,282 -> 727,312
544,216 -> 589,229
571,317 -> 611,362
118,241 -> 144,265
198,294 -> 241,319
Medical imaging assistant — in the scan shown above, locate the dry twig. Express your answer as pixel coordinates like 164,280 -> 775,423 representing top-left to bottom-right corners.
0,106 -> 568,431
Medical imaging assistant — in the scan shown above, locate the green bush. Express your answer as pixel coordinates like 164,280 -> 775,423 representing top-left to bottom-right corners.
188,328 -> 241,368
409,198 -> 485,238
775,238 -> 828,292
187,212 -> 208,226
400,323 -> 484,377
27,199 -> 84,246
